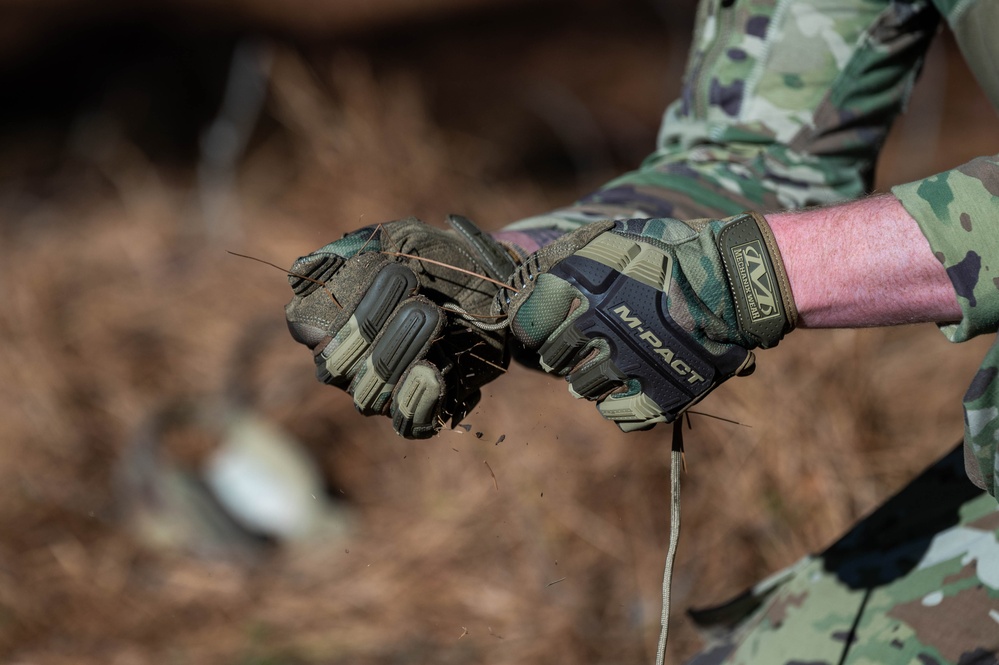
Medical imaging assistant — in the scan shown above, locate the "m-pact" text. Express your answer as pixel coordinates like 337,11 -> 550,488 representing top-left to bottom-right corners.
612,304 -> 705,385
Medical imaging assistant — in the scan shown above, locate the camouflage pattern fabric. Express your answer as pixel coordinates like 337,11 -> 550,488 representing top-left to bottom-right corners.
496,0 -> 999,661
505,0 -> 943,233
685,444 -> 999,665
505,213 -> 797,351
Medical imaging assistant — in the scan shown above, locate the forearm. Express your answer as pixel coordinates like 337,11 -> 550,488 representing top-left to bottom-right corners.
766,194 -> 961,329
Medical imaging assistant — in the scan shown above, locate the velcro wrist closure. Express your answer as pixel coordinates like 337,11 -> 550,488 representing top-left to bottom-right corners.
446,214 -> 519,281
715,211 -> 798,348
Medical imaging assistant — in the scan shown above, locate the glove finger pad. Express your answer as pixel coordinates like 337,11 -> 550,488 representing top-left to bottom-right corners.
392,362 -> 444,439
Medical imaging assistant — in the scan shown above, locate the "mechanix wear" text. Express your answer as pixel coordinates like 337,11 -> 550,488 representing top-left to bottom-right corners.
731,240 -> 779,322
611,304 -> 706,384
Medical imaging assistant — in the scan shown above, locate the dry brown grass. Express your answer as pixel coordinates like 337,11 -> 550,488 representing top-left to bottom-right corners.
1,10 -> 998,665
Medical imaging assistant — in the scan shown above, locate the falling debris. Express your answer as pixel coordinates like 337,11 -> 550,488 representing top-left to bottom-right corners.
546,577 -> 566,588
475,432 -> 483,439
458,627 -> 469,640
494,434 -> 506,446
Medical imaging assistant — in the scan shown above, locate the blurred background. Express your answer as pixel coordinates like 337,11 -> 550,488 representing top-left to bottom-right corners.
2,1 -> 998,663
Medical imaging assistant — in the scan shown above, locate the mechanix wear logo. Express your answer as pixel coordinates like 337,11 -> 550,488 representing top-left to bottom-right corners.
611,305 -> 706,384
731,240 -> 779,322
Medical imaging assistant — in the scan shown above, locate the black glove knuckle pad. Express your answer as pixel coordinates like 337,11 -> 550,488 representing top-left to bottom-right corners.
371,301 -> 441,385
310,262 -> 418,388
568,358 -> 627,399
288,254 -> 344,297
547,254 -> 718,420
355,263 -> 419,343
350,298 -> 442,415
538,324 -> 588,374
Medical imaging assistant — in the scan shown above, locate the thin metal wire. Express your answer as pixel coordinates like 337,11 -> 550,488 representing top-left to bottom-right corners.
655,423 -> 684,665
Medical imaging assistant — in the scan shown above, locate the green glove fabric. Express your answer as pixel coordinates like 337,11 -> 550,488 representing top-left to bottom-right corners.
497,212 -> 798,431
285,215 -> 518,438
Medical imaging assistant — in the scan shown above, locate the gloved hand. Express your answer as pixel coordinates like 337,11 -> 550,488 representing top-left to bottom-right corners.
285,215 -> 519,438
497,212 -> 798,431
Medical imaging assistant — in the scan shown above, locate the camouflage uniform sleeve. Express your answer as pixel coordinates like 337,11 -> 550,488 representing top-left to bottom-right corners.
892,157 -> 999,343
504,0 -> 941,235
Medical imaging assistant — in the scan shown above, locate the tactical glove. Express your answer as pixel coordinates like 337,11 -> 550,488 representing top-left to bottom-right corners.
498,212 -> 797,431
285,215 -> 518,438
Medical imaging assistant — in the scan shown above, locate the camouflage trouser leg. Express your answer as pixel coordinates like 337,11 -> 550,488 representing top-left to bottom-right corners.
685,444 -> 999,665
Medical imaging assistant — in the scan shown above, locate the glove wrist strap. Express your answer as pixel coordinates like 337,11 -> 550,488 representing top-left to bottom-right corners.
445,214 -> 519,281
715,211 -> 798,348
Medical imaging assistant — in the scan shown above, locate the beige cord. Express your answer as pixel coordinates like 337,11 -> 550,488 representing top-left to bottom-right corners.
655,424 -> 684,665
